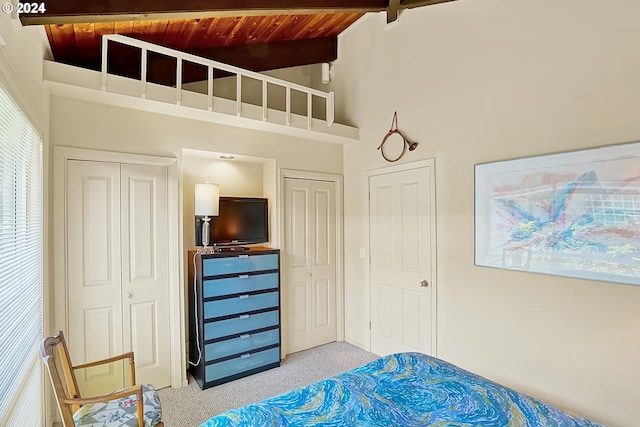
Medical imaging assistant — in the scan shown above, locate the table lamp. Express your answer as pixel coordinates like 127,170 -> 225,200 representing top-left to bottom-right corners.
195,182 -> 220,251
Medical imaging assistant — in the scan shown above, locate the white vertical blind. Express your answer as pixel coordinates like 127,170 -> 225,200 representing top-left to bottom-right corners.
0,80 -> 43,426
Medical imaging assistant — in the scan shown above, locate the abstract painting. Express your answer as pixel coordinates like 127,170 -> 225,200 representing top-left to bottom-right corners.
475,142 -> 640,286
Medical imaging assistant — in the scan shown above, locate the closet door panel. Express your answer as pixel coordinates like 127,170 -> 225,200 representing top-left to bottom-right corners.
121,164 -> 171,387
67,160 -> 124,396
284,179 -> 337,354
309,181 -> 336,347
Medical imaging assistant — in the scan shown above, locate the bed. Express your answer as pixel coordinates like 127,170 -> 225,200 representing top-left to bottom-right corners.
200,352 -> 603,426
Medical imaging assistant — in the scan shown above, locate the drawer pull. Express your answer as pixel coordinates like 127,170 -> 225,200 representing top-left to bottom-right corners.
239,254 -> 249,259
240,334 -> 251,340
238,274 -> 249,279
238,294 -> 250,300
239,314 -> 250,320
240,353 -> 251,359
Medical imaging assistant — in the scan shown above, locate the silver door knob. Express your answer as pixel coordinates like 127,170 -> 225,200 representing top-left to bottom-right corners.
306,273 -> 312,277
125,293 -> 132,298
419,280 -> 429,288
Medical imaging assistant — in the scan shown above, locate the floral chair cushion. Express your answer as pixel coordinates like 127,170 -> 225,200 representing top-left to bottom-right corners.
72,384 -> 162,427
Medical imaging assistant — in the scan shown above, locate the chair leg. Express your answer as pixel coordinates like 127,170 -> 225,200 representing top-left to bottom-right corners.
136,389 -> 144,427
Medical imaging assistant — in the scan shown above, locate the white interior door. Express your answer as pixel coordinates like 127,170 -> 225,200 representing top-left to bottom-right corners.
120,164 -> 171,388
67,160 -> 124,395
284,178 -> 337,354
67,160 -> 171,395
369,165 -> 435,356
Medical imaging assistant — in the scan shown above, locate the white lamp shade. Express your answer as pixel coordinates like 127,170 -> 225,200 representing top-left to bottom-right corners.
195,183 -> 220,216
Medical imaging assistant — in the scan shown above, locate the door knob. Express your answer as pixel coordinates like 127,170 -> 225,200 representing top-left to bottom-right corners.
125,293 -> 132,298
419,280 -> 429,288
306,273 -> 312,277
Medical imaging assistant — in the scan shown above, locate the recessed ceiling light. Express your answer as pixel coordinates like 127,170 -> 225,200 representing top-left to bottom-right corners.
219,155 -> 235,160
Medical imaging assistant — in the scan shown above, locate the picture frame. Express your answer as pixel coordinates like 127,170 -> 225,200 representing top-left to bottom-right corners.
474,141 -> 640,286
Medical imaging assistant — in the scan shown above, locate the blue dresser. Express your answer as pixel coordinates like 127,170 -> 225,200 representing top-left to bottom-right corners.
188,248 -> 281,389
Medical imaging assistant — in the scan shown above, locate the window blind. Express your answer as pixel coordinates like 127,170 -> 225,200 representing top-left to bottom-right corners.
0,80 -> 43,426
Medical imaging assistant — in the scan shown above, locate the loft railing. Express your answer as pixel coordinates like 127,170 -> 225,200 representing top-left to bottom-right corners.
100,34 -> 334,129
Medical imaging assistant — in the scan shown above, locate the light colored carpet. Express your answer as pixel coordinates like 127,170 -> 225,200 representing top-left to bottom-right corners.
157,341 -> 378,427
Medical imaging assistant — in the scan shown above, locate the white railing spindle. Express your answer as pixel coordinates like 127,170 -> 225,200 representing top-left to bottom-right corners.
286,87 -> 291,126
208,66 -> 213,111
176,57 -> 182,105
141,48 -> 147,99
307,93 -> 312,130
101,37 -> 108,91
327,91 -> 334,126
236,74 -> 242,116
262,80 -> 267,121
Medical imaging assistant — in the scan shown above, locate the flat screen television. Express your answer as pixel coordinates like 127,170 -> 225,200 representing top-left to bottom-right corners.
195,197 -> 269,247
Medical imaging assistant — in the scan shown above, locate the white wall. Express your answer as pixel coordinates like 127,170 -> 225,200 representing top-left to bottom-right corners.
49,90 -> 344,262
0,13 -> 50,126
49,95 -> 342,173
335,0 -> 640,426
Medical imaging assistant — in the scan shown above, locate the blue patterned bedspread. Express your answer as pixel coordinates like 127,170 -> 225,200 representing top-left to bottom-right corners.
200,352 -> 604,426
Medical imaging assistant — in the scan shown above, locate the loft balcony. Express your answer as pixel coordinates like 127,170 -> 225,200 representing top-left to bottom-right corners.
44,35 -> 358,144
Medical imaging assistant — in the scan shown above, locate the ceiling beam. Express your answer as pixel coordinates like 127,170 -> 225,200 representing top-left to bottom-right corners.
386,0 -> 458,23
104,37 -> 338,86
400,0 -> 458,9
387,0 -> 401,24
19,0 -> 388,25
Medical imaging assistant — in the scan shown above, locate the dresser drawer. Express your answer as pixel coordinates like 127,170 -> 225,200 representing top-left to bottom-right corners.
205,347 -> 280,383
204,292 -> 279,319
204,310 -> 279,340
203,253 -> 279,276
203,273 -> 279,298
205,328 -> 280,362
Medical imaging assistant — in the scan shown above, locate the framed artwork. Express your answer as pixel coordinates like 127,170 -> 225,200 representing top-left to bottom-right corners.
475,141 -> 640,286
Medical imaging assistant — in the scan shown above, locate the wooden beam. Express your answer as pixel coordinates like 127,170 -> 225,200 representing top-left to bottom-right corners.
387,0 -> 400,23
387,0 -> 458,23
399,0 -> 458,11
19,0 -> 388,25
103,37 -> 338,86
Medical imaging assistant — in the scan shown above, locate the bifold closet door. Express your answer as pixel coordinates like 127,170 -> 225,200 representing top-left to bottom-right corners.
284,178 -> 337,354
66,160 -> 170,395
120,163 -> 171,390
67,160 -> 123,396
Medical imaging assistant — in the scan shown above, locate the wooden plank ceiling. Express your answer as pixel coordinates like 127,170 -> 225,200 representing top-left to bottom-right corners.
20,0 -> 456,84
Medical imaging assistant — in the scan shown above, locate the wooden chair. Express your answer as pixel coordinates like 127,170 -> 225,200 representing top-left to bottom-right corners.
40,331 -> 163,427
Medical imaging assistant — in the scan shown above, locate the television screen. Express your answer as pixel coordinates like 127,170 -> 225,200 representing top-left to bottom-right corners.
195,197 -> 268,246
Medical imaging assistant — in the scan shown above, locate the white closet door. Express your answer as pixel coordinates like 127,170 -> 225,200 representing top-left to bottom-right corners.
67,160 -> 171,395
120,164 -> 171,388
67,160 -> 124,395
284,178 -> 337,354
369,166 -> 434,357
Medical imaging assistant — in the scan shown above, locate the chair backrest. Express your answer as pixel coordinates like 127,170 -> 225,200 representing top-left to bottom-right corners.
40,331 -> 82,427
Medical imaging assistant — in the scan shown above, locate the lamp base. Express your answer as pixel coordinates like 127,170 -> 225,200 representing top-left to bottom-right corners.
201,216 -> 211,250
